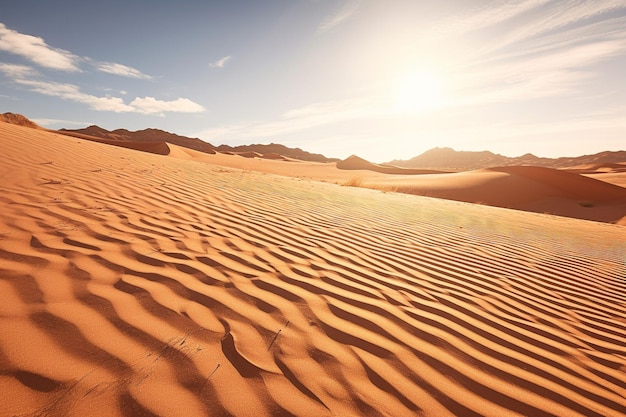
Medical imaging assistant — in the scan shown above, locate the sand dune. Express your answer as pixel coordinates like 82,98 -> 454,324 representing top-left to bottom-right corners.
50,129 -> 173,156
349,166 -> 626,225
53,123 -> 626,224
1,121 -> 625,417
572,163 -> 626,188
564,162 -> 626,174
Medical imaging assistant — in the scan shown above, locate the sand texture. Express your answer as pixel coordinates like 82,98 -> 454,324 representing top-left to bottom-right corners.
348,166 -> 626,225
0,121 -> 625,417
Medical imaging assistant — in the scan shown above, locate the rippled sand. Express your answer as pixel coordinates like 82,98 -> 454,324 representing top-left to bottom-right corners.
1,122 -> 624,417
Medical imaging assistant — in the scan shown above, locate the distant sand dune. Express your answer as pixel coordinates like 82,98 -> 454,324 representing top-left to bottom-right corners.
564,162 -> 626,174
1,121 -> 625,417
353,165 -> 626,225
51,129 -> 172,155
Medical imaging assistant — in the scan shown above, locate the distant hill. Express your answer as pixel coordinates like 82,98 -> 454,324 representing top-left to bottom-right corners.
214,143 -> 337,163
60,126 -> 336,163
389,147 -> 626,171
59,125 -> 218,154
337,155 -> 447,174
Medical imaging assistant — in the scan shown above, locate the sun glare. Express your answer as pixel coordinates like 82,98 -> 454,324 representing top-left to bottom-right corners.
394,71 -> 445,113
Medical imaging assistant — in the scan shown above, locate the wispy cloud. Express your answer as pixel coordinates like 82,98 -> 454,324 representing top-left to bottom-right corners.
32,118 -> 91,128
0,23 -> 153,79
426,105 -> 626,156
437,0 -> 626,57
0,64 -> 204,115
199,97 -> 377,141
474,1 -> 626,61
425,1 -> 626,110
0,23 -> 202,115
317,0 -> 362,34
450,38 -> 626,108
129,96 -> 205,115
0,62 -> 37,78
209,55 -> 232,69
94,61 -> 152,79
0,23 -> 79,71
435,0 -> 551,40
13,78 -> 136,112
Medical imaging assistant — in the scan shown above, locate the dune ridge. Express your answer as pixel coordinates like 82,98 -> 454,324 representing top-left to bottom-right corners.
347,165 -> 626,225
0,121 -> 625,417
58,124 -> 334,162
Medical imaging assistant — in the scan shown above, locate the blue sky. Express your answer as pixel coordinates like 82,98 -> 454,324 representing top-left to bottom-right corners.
1,0 -> 625,162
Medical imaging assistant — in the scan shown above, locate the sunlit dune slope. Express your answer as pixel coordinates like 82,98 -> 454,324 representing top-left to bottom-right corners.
0,121 -> 625,417
568,163 -> 626,188
355,165 -> 626,225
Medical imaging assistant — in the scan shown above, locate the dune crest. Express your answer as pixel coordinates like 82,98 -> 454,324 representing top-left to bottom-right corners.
341,162 -> 626,224
1,121 -> 625,417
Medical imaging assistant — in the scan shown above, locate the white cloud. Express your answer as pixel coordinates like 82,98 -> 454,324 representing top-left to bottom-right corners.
436,0 -> 551,39
0,23 -> 153,79
281,98 -> 373,120
209,55 -> 232,69
505,0 -> 626,46
1,69 -> 205,114
421,1 -> 626,110
317,0 -> 362,33
0,27 -> 203,116
129,96 -> 206,114
0,23 -> 80,71
0,62 -> 37,78
199,97 -> 377,141
95,62 -> 152,79
450,37 -> 626,108
14,78 -> 136,112
32,118 -> 90,128
438,0 -> 626,56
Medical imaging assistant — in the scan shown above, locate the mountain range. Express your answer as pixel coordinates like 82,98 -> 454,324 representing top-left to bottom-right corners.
58,124 -> 336,163
2,113 -> 624,169
389,147 -> 626,171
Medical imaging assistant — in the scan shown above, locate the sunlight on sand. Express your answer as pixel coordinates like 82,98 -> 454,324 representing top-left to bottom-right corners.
0,121 -> 625,417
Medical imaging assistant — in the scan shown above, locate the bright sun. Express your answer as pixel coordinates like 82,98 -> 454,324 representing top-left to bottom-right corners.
394,71 -> 445,113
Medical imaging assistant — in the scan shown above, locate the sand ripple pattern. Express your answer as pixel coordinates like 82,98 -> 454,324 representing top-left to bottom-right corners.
1,124 -> 625,417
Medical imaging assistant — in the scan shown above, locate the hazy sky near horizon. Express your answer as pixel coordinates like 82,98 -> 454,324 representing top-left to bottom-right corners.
1,0 -> 625,162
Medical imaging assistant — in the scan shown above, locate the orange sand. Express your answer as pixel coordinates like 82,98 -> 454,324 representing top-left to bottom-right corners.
1,121 -> 625,417
166,143 -> 626,225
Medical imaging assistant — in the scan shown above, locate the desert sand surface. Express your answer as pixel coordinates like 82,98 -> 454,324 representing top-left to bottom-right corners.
54,126 -> 626,225
1,121 -> 625,417
574,163 -> 626,188
341,166 -> 626,226
164,144 -> 626,226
